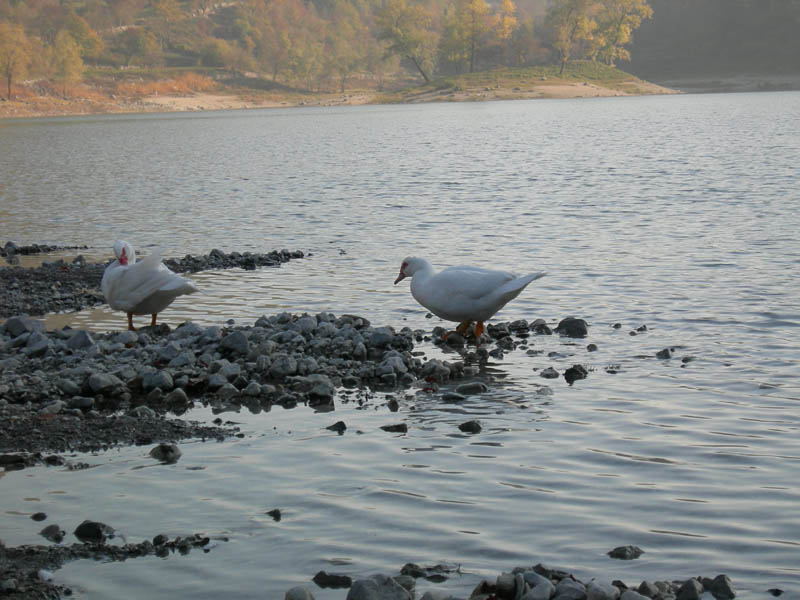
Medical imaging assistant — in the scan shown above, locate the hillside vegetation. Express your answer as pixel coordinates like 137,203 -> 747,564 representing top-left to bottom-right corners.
1,0 -> 658,108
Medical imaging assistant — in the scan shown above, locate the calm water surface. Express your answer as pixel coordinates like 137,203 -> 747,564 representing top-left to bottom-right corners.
1,93 -> 799,598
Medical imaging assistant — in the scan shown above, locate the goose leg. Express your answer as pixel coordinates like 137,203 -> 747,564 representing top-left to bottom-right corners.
474,321 -> 485,346
151,313 -> 158,327
443,320 -> 472,341
127,313 -> 136,331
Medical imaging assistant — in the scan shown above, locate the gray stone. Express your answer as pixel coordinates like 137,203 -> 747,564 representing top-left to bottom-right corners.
129,406 -> 156,418
676,579 -> 703,600
142,370 -> 174,392
3,315 -> 45,337
23,333 -> 51,358
217,383 -> 239,400
149,443 -> 182,463
57,378 -> 81,395
523,581 -> 555,600
555,317 -> 589,338
455,381 -> 488,395
168,350 -> 196,368
368,327 -> 396,349
270,355 -> 298,378
295,316 -> 318,334
285,586 -> 316,600
67,330 -> 95,350
207,373 -> 228,390
554,578 -> 586,600
39,401 -> 66,415
113,330 -> 138,345
709,575 -> 735,599
88,372 -> 124,394
68,396 -> 94,410
635,582 -> 659,598
620,591 -> 649,600
346,574 -> 413,600
243,381 -> 262,396
221,330 -> 250,355
380,354 -> 408,374
587,581 -> 620,600
540,367 -> 559,379
165,388 -> 190,406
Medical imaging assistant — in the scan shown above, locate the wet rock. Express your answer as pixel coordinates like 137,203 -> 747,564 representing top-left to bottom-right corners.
347,574 -> 413,600
540,367 -> 559,379
458,420 -> 482,434
531,319 -> 553,335
564,365 -> 588,384
607,546 -> 644,560
3,315 -> 45,337
88,372 -> 124,394
676,578 -> 703,600
143,370 -> 174,392
313,571 -> 353,589
326,421 -> 347,434
554,577 -> 586,600
66,329 -> 95,350
587,581 -> 620,600
74,519 -> 114,543
442,391 -> 466,402
381,423 -> 408,433
286,586 -> 316,600
270,355 -> 298,378
709,575 -> 735,599
221,330 -> 250,355
555,317 -> 589,338
620,591 -> 649,600
655,348 -> 674,359
266,508 -> 282,521
149,443 -> 182,463
40,524 -> 65,543
455,382 -> 488,395
586,344 -> 598,352
31,512 -> 47,521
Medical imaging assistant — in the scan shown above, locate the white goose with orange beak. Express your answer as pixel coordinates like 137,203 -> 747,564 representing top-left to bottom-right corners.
394,257 -> 546,344
101,240 -> 198,331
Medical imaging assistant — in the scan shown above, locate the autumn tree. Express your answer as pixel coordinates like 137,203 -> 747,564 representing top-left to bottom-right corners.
0,21 -> 31,100
490,0 -> 518,64
593,0 -> 652,65
377,0 -> 438,83
53,29 -> 84,97
116,26 -> 160,65
65,12 -> 104,62
545,0 -> 596,74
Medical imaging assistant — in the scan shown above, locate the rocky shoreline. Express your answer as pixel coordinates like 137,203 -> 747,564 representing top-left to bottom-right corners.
0,244 -> 761,600
0,243 -> 305,318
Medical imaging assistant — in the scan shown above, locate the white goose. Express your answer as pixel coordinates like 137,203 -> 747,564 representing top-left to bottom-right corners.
101,240 -> 198,331
394,257 -> 546,342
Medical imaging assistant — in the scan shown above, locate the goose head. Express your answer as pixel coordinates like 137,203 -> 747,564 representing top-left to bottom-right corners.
394,256 -> 428,285
113,240 -> 135,266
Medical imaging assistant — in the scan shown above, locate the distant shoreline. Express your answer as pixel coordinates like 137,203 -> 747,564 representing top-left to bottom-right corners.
0,77 -> 678,120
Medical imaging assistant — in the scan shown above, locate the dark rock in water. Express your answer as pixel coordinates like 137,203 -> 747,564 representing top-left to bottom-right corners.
637,325 -> 648,332
458,420 -> 482,434
455,382 -> 488,395
74,519 -> 114,543
677,578 -> 704,600
709,574 -> 736,599
612,323 -> 622,329
153,534 -> 169,546
400,563 -> 456,582
326,421 -> 347,434
531,319 -> 553,335
286,586 -> 316,600
40,523 -> 65,543
348,574 -> 410,599
656,348 -> 675,359
149,443 -> 182,463
607,545 -> 644,560
555,317 -> 589,338
587,343 -> 598,352
266,509 -> 282,521
312,570 -> 353,589
767,589 -> 783,597
540,367 -> 559,379
31,512 -> 47,521
444,332 -> 466,347
564,364 -> 588,384
381,423 -> 408,433
387,398 -> 399,412
442,391 -> 466,403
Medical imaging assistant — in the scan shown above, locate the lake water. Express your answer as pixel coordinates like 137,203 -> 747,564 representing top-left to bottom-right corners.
1,92 -> 799,599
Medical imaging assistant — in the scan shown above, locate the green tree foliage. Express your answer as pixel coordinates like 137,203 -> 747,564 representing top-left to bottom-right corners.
0,21 -> 31,99
64,12 -> 103,61
377,0 -> 438,82
116,26 -> 160,66
53,28 -> 84,97
545,0 -> 596,74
